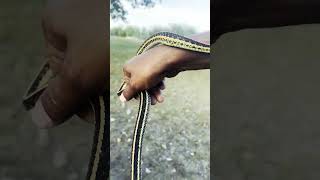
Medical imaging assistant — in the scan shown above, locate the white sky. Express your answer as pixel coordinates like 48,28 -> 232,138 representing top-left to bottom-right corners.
110,0 -> 210,32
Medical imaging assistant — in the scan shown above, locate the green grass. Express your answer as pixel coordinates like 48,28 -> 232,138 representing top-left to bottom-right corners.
110,36 -> 210,179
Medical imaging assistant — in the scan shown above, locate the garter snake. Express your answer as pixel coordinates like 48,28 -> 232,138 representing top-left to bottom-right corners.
22,31 -> 210,180
117,32 -> 210,180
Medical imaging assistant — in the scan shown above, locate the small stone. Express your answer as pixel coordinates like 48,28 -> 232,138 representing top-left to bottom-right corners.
126,109 -> 132,115
166,157 -> 172,161
171,168 -> 176,173
145,168 -> 151,174
110,117 -> 115,122
117,138 -> 121,143
161,144 -> 167,149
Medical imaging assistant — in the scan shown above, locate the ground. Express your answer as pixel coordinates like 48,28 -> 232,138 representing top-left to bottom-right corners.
110,36 -> 210,179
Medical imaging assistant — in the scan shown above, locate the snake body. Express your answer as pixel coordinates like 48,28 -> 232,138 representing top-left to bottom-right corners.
117,32 -> 210,180
22,32 -> 210,180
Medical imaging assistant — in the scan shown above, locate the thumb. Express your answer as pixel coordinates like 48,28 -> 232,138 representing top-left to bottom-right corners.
120,83 -> 139,102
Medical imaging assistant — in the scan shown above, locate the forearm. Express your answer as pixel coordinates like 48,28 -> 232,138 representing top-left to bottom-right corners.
165,31 -> 211,73
213,0 -> 320,36
189,31 -> 210,45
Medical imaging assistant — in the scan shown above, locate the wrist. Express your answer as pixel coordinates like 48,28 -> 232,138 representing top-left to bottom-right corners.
163,45 -> 210,74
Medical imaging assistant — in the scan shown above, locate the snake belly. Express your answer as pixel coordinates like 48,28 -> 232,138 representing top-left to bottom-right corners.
117,32 -> 210,180
22,64 -> 109,179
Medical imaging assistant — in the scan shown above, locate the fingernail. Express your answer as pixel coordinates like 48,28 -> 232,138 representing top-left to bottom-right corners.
31,101 -> 54,129
119,93 -> 127,102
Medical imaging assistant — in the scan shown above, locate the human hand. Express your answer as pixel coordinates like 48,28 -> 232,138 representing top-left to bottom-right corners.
31,0 -> 108,128
119,32 -> 211,105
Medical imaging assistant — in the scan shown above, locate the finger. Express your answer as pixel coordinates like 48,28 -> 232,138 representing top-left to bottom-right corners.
153,81 -> 165,90
31,101 -> 54,129
121,83 -> 139,102
151,95 -> 157,105
134,94 -> 140,101
39,74 -> 82,126
39,38 -> 107,127
159,81 -> 165,90
152,88 -> 164,103
149,88 -> 163,104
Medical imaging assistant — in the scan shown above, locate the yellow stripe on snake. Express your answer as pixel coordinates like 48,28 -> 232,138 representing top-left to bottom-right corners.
22,31 -> 210,180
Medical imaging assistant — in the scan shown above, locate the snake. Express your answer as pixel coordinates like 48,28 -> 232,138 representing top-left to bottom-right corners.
117,32 -> 210,180
22,32 -> 210,180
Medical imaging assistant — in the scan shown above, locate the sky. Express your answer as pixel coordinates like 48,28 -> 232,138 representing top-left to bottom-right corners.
110,0 -> 210,32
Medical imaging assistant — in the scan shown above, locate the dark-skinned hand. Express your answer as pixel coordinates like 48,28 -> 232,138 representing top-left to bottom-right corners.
31,0 -> 108,128
119,32 -> 211,105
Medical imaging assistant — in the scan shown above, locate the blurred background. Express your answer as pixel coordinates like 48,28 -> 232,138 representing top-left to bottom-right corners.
0,0 -> 210,179
214,26 -> 320,180
110,0 -> 210,179
0,0 -> 95,179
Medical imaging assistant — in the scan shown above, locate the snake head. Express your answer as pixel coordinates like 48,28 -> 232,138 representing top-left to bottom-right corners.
117,82 -> 127,96
22,62 -> 52,111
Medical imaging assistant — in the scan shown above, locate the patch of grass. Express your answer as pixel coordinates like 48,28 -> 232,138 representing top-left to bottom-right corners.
110,36 -> 210,179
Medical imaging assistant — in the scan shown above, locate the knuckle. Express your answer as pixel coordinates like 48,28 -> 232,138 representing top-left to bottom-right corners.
123,63 -> 130,73
63,66 -> 87,90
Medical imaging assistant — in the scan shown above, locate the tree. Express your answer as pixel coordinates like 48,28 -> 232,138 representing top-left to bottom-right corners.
111,0 -> 160,20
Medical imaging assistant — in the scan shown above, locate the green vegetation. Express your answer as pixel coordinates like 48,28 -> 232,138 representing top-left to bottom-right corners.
110,24 -> 197,39
110,36 -> 210,179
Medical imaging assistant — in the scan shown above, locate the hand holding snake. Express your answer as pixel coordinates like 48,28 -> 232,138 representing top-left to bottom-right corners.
31,0 -> 108,128
119,32 -> 211,104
